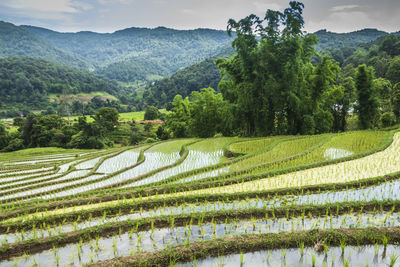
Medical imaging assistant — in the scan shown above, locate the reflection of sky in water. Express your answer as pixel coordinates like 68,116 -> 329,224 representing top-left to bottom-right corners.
324,147 -> 354,160
5,212 -> 400,267
178,245 -> 400,267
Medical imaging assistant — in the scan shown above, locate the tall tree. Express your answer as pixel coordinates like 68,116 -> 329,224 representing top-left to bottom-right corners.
355,64 -> 379,129
189,88 -> 231,137
217,1 -> 320,135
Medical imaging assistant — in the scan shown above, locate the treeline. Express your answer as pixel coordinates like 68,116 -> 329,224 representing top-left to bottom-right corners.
162,1 -> 400,138
0,108 -> 159,152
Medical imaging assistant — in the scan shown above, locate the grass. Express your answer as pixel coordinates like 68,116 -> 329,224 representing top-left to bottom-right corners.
66,109 -> 168,123
0,147 -> 94,161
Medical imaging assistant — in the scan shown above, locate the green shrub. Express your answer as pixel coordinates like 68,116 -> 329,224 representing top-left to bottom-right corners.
381,112 -> 396,127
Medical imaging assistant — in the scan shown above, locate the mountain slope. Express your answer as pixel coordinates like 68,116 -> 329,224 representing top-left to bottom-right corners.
0,57 -> 121,111
0,21 -> 90,69
20,25 -> 233,74
144,46 -> 234,107
313,28 -> 388,51
144,29 -> 395,108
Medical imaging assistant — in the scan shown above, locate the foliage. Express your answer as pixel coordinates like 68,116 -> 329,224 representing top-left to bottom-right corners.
355,65 -> 379,129
96,58 -> 169,83
144,106 -> 161,120
0,21 -> 89,69
166,88 -> 232,138
144,47 -> 234,108
0,57 -> 123,115
0,108 -> 158,151
313,28 -> 388,52
380,112 -> 396,127
215,2 -> 343,136
21,25 -> 233,79
386,56 -> 400,85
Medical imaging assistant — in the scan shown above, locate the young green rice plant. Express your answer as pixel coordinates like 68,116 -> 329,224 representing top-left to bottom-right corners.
374,243 -> 380,256
340,239 -> 346,255
390,253 -> 399,267
299,242 -> 305,257
240,251 -> 244,265
324,243 -> 329,256
311,253 -> 316,267
113,237 -> 117,256
77,239 -> 82,259
383,235 -> 389,253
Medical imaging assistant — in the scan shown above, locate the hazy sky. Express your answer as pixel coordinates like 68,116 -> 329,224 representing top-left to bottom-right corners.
0,0 -> 399,33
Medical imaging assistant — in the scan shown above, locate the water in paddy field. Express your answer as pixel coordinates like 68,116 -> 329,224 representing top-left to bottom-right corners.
3,211 -> 400,266
2,210 -> 400,244
324,147 -> 354,160
178,245 -> 400,267
120,149 -> 225,188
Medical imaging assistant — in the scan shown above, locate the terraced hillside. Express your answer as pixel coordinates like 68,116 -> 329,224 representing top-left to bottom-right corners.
1,129 -> 400,266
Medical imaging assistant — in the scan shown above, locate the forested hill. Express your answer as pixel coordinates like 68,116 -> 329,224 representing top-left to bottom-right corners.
144,29 -> 399,108
143,46 -> 234,107
0,57 -> 122,112
20,25 -> 233,74
1,20 -> 394,85
0,21 -> 90,69
313,28 -> 389,51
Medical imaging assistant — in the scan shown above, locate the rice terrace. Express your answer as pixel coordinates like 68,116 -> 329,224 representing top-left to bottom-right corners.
1,0 -> 400,266
0,129 -> 399,266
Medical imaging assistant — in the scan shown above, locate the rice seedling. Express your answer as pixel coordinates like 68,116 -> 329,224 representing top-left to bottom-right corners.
0,130 -> 398,267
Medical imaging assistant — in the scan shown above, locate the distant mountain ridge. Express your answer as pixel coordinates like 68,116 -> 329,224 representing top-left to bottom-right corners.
313,28 -> 390,51
0,21 -> 90,69
20,24 -> 233,72
144,28 -> 399,108
0,20 -> 396,84
0,20 -> 398,115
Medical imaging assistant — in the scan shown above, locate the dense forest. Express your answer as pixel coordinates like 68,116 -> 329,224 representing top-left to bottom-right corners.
143,29 -> 400,109
20,25 -> 233,78
0,21 -> 90,69
0,57 -> 124,117
1,19 -> 399,116
163,1 -> 400,138
313,28 -> 390,51
0,107 -> 158,152
143,46 -> 234,107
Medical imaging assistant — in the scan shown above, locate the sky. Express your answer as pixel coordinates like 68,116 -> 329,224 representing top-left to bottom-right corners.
0,0 -> 399,33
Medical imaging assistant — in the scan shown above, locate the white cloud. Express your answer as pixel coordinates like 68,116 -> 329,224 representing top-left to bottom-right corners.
3,0 -> 81,13
182,9 -> 195,14
98,0 -> 133,4
330,5 -> 359,12
306,10 -> 376,33
253,1 -> 282,12
1,0 -> 93,21
72,1 -> 93,11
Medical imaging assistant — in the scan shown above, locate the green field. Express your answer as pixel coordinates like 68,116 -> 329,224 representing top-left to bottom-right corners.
0,129 -> 399,266
0,147 -> 94,162
67,109 -> 168,122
